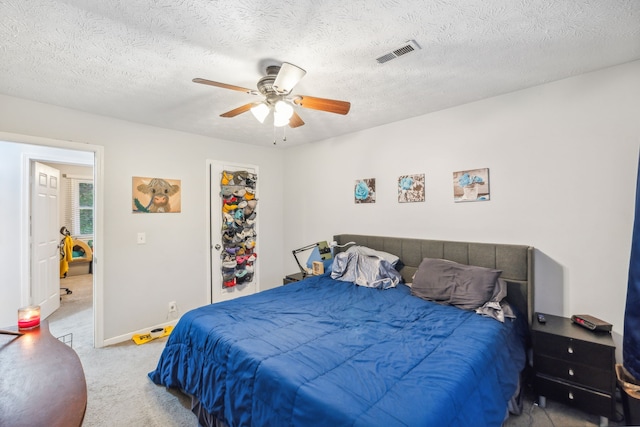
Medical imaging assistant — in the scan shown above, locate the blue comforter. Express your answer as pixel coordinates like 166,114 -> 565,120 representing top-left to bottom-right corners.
149,274 -> 527,427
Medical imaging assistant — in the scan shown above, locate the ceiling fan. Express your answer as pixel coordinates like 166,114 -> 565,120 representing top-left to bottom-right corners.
193,62 -> 351,129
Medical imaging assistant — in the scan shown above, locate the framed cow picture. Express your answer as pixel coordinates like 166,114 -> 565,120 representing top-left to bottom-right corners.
132,176 -> 182,213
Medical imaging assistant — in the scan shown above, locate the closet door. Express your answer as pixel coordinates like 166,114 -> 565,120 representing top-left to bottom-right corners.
209,161 -> 259,303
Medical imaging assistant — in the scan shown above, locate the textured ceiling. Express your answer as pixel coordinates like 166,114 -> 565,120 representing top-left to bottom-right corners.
1,0 -> 639,147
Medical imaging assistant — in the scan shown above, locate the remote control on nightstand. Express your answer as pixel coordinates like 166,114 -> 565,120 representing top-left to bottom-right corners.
536,313 -> 546,324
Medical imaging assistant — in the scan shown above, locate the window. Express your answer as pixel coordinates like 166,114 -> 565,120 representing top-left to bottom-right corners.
72,179 -> 93,236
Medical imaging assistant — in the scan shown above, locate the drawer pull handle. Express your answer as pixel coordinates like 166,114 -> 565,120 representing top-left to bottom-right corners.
567,346 -> 574,354
568,392 -> 574,400
568,369 -> 574,376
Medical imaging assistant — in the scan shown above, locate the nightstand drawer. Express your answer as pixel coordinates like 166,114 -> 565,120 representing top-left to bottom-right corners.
534,354 -> 611,392
283,272 -> 305,285
532,314 -> 616,422
535,374 -> 614,419
533,331 -> 613,366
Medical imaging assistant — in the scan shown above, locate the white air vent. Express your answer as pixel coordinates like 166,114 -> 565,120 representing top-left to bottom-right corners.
376,40 -> 421,64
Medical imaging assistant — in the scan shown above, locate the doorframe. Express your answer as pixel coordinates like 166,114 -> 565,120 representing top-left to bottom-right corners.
2,131 -> 105,348
206,160 -> 213,304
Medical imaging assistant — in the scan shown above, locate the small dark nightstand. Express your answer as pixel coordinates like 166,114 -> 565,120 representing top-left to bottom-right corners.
283,272 -> 306,285
532,313 -> 616,426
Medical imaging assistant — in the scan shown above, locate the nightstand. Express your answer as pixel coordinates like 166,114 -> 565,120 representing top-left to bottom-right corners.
283,272 -> 306,285
532,313 -> 616,426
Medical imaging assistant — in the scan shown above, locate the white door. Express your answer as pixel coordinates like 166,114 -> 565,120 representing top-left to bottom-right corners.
210,161 -> 259,303
31,162 -> 61,319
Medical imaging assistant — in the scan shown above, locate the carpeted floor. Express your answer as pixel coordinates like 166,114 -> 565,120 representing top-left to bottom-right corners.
49,274 -> 195,426
503,387 -> 624,427
48,274 -> 627,426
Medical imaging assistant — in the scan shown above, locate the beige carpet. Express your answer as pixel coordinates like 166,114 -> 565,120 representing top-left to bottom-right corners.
48,274 -> 625,426
49,274 -> 195,426
504,390 -> 624,427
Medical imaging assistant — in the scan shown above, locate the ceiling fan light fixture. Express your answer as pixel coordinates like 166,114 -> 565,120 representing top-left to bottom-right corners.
272,62 -> 306,95
250,102 -> 270,123
194,60 -> 349,136
275,100 -> 294,118
273,110 -> 291,127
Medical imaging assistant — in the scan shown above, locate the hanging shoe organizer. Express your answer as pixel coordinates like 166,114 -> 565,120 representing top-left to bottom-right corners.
220,170 -> 257,288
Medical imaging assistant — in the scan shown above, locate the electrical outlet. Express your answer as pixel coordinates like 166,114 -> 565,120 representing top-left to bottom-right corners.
168,301 -> 177,313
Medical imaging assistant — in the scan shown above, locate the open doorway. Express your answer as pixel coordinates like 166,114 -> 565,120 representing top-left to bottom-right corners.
42,161 -> 95,348
0,133 -> 105,348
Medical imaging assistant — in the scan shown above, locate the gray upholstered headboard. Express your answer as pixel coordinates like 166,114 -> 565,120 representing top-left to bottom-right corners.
333,234 -> 535,327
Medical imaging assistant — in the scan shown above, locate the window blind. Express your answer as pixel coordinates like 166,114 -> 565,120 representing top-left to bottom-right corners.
62,174 -> 93,237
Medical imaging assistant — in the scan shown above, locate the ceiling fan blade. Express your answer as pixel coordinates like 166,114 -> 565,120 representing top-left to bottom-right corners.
289,111 -> 305,128
273,63 -> 306,95
193,78 -> 258,95
220,103 -> 253,118
293,96 -> 351,115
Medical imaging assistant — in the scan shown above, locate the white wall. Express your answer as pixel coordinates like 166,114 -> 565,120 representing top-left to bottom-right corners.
283,61 -> 640,353
2,60 -> 638,350
0,95 -> 285,342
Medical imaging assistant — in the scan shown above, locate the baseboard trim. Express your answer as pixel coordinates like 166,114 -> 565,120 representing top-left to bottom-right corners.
102,319 -> 178,347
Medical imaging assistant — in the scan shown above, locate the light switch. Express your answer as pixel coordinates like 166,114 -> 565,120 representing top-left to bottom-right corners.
137,232 -> 146,244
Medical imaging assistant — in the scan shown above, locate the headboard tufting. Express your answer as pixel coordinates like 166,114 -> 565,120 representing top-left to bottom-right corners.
333,234 -> 534,326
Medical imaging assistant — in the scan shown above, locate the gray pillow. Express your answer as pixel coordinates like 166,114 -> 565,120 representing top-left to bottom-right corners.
411,258 -> 502,310
346,245 -> 400,267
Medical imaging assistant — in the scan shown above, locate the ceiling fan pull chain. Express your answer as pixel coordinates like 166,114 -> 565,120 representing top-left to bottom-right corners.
273,123 -> 277,145
282,126 -> 287,142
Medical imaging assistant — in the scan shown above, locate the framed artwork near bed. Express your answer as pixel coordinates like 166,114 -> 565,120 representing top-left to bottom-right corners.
354,178 -> 376,203
132,177 -> 181,213
398,173 -> 425,203
453,168 -> 490,202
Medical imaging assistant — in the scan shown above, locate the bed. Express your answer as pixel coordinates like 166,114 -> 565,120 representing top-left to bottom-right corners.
149,234 -> 534,426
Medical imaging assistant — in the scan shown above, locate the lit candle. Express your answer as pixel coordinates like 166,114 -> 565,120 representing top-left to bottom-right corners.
17,305 -> 41,330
